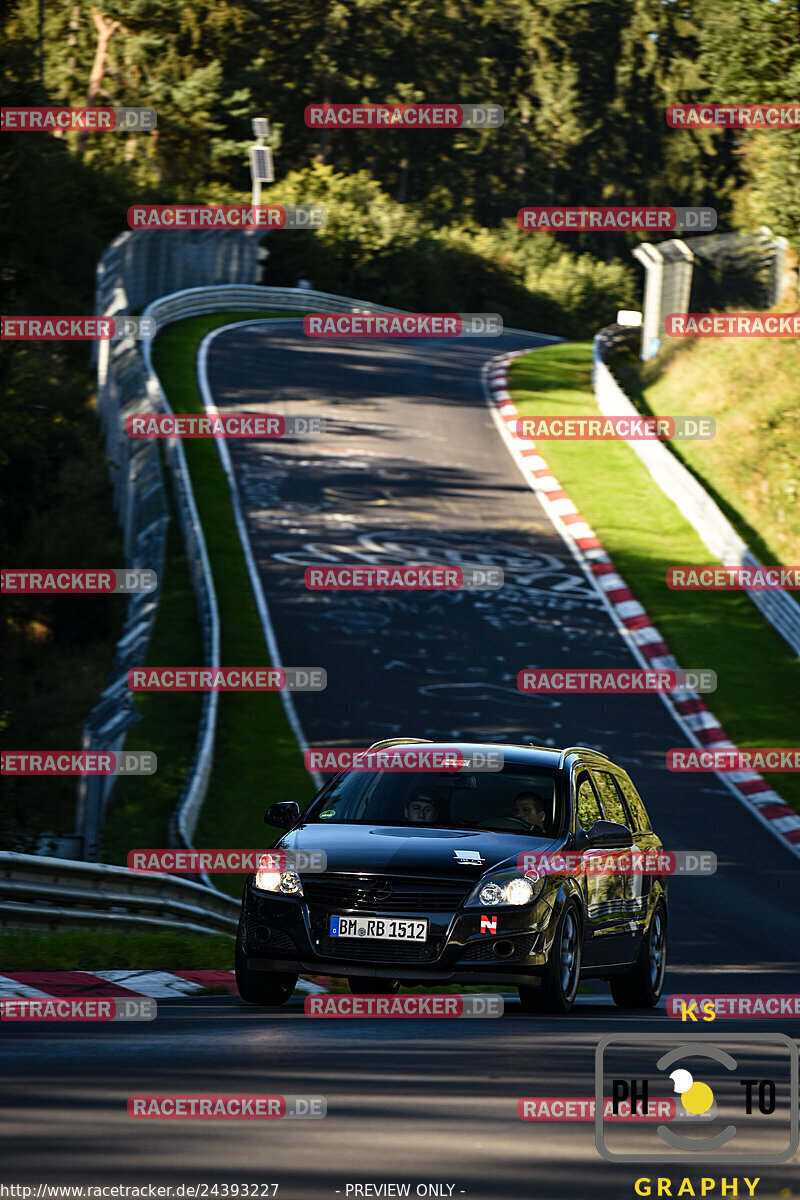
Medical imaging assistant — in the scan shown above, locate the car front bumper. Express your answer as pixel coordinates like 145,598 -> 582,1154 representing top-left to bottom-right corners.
241,881 -> 553,984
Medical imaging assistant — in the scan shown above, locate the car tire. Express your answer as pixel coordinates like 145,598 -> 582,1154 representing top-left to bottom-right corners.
518,899 -> 582,1014
235,919 -> 297,1006
610,900 -> 667,1009
347,977 -> 400,994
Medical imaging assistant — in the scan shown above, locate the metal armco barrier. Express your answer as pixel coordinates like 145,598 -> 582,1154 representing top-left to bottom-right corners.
137,285 -> 421,852
593,330 -> 800,658
76,329 -> 170,861
140,284 -> 404,339
94,229 -> 262,322
78,231 -> 264,862
82,266 -> 422,865
0,852 -> 239,935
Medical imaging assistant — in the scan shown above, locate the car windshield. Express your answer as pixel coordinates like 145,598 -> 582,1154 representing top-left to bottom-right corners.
305,766 -> 563,836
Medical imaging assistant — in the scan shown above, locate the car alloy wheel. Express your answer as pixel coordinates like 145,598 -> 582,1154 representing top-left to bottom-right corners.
559,907 -> 580,1004
518,898 -> 582,1013
648,907 -> 666,993
610,899 -> 668,1008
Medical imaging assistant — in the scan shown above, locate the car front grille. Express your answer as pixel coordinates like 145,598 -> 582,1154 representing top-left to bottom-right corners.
316,935 -> 443,963
302,873 -> 472,913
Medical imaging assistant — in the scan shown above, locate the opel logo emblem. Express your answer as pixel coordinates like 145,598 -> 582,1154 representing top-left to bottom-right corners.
356,881 -> 393,904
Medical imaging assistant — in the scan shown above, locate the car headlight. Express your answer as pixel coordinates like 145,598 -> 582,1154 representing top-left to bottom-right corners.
467,868 -> 544,907
479,882 -> 504,906
254,866 -> 303,896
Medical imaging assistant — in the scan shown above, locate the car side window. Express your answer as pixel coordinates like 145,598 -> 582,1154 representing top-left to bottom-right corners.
592,771 -> 629,827
614,774 -> 652,833
575,773 -> 602,831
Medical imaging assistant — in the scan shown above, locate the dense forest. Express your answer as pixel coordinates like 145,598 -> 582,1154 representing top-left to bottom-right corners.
3,1 -> 799,297
1,0 -> 798,844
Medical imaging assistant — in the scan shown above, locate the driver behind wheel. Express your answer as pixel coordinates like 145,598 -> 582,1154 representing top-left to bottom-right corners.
404,793 -> 439,824
512,791 -> 548,834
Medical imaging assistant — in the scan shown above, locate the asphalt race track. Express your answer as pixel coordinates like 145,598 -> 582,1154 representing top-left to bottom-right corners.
3,323 -> 799,1197
3,997 -> 798,1195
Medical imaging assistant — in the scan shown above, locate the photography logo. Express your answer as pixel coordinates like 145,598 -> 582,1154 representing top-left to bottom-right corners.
595,1033 -> 798,1163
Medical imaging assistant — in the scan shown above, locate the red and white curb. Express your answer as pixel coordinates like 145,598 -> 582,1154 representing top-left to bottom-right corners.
483,351 -> 800,859
0,971 -> 327,999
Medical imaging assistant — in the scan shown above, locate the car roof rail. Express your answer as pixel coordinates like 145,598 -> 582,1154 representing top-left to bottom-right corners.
560,745 -> 612,760
366,737 -> 433,751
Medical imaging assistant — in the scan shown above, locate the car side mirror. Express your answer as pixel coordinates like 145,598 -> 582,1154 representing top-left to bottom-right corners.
574,819 -> 632,851
264,801 -> 301,830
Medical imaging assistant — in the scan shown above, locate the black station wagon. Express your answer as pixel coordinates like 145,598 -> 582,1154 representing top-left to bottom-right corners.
235,740 -> 667,1012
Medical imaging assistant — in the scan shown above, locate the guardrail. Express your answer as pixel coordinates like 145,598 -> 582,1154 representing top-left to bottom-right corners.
94,229 -> 262,324
140,283 -> 404,339
82,280 -> 416,863
593,328 -> 800,657
137,284 -> 414,851
80,232 -> 263,861
76,328 -> 171,860
139,284 -> 552,342
0,852 -> 239,935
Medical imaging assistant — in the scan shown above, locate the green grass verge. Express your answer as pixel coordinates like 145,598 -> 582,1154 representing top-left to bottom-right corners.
0,929 -> 233,970
102,487 -> 203,864
103,312 -> 309,868
149,312 -> 318,899
614,331 -> 800,565
509,342 -> 800,811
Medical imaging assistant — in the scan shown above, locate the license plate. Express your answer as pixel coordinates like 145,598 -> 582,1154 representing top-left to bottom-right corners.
329,915 -> 428,942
